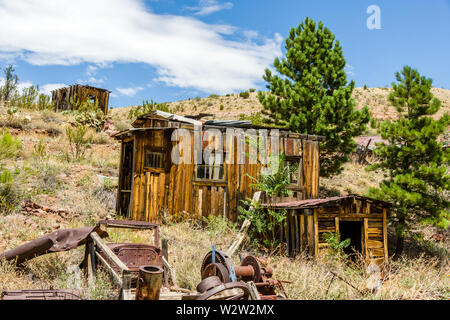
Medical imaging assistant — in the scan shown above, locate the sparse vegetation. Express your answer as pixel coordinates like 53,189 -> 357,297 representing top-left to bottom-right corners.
0,129 -> 22,160
65,125 -> 93,162
127,99 -> 170,120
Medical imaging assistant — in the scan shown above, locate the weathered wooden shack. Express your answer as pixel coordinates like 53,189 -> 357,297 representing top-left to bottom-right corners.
51,84 -> 110,114
113,110 -> 325,223
269,195 -> 391,265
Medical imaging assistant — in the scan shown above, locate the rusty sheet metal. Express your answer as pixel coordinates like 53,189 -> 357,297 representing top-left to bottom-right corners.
1,289 -> 81,300
98,243 -> 162,272
0,226 -> 108,265
265,194 -> 392,209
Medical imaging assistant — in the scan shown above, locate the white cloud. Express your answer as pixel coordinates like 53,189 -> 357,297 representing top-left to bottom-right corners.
116,87 -> 144,97
40,83 -> 67,95
186,0 -> 233,16
0,0 -> 282,94
345,64 -> 355,77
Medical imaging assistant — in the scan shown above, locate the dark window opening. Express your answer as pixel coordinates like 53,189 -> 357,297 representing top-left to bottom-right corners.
88,94 -> 97,103
339,221 -> 363,258
196,165 -> 224,181
145,151 -> 164,169
195,152 -> 226,181
286,158 -> 301,187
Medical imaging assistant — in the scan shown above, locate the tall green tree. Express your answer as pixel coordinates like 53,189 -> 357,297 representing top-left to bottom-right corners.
0,65 -> 19,101
368,66 -> 449,256
258,18 -> 370,177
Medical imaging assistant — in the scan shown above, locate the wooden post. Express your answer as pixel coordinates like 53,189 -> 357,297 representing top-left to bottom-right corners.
314,208 -> 319,257
227,191 -> 261,256
246,281 -> 261,300
383,208 -> 388,263
363,218 -> 369,264
161,238 -> 170,287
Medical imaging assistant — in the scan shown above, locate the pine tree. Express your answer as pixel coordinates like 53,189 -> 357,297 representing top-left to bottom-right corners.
368,66 -> 449,256
258,18 -> 370,177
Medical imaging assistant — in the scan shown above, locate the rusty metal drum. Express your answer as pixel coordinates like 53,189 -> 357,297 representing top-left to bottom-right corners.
135,265 -> 164,300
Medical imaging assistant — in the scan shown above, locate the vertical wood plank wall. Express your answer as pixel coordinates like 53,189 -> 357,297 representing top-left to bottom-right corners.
285,198 -> 389,265
126,129 -> 321,224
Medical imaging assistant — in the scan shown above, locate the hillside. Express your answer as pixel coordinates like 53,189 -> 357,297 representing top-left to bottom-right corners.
111,87 -> 450,122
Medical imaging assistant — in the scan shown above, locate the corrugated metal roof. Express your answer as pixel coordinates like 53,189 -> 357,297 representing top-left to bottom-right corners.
137,110 -> 202,126
204,119 -> 252,127
265,194 -> 391,209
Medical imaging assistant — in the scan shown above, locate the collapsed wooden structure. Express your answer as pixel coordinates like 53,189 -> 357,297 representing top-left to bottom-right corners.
268,194 -> 391,265
51,84 -> 110,114
113,110 -> 325,222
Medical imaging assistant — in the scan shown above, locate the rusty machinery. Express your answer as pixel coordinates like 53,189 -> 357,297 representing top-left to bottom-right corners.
198,250 -> 288,300
86,219 -> 164,297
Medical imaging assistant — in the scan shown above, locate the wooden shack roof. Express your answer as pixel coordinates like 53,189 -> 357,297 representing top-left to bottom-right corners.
122,110 -> 326,141
50,84 -> 111,94
266,194 -> 392,209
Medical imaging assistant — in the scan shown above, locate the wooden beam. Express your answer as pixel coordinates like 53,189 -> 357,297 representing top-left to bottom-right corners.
227,191 -> 262,256
383,208 -> 388,263
90,232 -> 129,273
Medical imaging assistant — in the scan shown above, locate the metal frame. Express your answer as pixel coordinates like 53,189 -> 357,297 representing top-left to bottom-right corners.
84,220 -> 160,300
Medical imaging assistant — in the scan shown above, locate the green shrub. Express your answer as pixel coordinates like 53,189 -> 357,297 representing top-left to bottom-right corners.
239,91 -> 250,99
0,169 -> 20,215
37,93 -> 53,110
238,154 -> 297,249
219,104 -> 224,110
32,139 -> 48,161
65,126 -> 93,161
0,129 -> 22,160
322,231 -> 351,259
127,99 -> 171,120
16,85 -> 40,109
249,88 -> 256,92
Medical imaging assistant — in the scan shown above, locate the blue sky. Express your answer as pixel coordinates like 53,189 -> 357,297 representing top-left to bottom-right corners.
0,0 -> 449,108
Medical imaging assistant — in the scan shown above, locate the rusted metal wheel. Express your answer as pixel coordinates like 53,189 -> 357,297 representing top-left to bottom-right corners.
240,255 -> 261,282
196,281 -> 250,300
202,263 -> 231,283
196,276 -> 223,294
200,250 -> 233,276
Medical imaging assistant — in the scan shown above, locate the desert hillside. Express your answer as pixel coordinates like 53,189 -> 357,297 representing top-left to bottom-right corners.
111,87 -> 450,122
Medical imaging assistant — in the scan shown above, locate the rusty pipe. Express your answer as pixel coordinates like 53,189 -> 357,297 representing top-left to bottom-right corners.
234,265 -> 255,278
135,265 -> 164,300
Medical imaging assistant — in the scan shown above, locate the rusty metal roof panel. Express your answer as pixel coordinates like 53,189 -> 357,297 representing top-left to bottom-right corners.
266,194 -> 391,209
1,289 -> 81,300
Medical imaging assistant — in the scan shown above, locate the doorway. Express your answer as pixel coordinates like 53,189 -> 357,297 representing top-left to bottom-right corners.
118,141 -> 134,217
339,221 -> 363,258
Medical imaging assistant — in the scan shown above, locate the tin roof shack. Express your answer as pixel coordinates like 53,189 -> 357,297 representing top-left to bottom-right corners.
51,84 -> 111,114
113,110 -> 325,223
269,194 -> 391,266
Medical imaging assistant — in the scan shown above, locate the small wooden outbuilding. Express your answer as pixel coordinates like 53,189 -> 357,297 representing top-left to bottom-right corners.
269,194 -> 391,265
51,84 -> 110,114
113,110 -> 325,222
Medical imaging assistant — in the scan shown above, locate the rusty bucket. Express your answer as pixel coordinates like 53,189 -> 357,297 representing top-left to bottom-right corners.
135,265 -> 164,300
